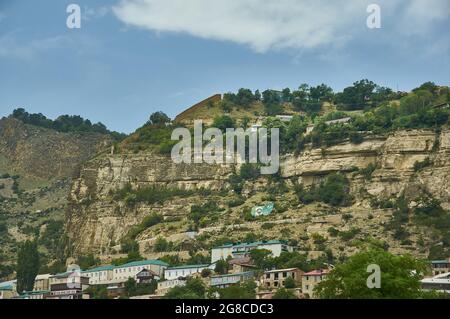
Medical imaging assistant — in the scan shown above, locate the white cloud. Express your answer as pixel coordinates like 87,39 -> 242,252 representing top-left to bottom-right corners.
112,0 -> 449,53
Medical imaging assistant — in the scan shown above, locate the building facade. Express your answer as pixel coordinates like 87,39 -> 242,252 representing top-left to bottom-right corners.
83,265 -> 115,285
113,259 -> 168,282
301,269 -> 329,298
34,274 -> 51,291
164,264 -> 213,280
431,260 -> 450,276
211,240 -> 293,263
261,268 -> 303,290
47,271 -> 90,299
210,271 -> 255,288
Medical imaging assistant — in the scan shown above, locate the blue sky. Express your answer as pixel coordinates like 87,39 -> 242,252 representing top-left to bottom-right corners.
0,0 -> 449,133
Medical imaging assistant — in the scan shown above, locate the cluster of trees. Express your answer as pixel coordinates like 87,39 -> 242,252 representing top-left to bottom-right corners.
295,173 -> 352,207
315,248 -> 433,299
11,108 -> 126,140
114,183 -> 195,206
222,80 -> 399,116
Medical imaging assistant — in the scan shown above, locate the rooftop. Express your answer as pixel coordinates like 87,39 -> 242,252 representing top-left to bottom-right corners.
264,268 -> 301,274
167,264 -> 210,270
116,259 -> 169,268
303,269 -> 330,276
82,265 -> 115,273
215,240 -> 288,249
431,260 -> 450,264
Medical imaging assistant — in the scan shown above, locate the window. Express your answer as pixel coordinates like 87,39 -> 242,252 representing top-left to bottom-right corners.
283,272 -> 287,278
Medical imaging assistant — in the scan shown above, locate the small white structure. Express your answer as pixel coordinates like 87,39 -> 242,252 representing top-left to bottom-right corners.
164,264 -> 214,280
211,240 -> 293,263
276,115 -> 294,122
421,272 -> 450,293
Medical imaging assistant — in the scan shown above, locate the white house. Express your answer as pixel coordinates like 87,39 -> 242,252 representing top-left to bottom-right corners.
164,264 -> 214,280
82,265 -> 115,285
113,259 -> 169,282
211,240 -> 293,263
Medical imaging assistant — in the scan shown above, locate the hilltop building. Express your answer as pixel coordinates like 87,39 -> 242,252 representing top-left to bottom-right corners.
211,240 -> 293,263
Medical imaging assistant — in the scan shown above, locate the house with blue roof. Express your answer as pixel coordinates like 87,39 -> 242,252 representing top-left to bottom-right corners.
0,280 -> 17,299
113,259 -> 169,282
211,240 -> 293,263
82,265 -> 115,285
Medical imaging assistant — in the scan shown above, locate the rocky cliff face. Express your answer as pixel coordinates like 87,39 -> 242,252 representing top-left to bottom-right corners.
0,117 -> 113,275
66,129 -> 450,259
0,117 -> 111,181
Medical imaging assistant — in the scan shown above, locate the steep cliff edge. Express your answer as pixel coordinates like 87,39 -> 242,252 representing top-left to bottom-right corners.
66,129 -> 450,261
0,116 -> 113,277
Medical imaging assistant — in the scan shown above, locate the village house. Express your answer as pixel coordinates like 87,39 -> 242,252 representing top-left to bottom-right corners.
228,257 -> 256,274
136,268 -> 160,284
211,240 -> 293,263
47,271 -> 90,299
113,259 -> 168,282
431,260 -> 450,276
164,264 -> 214,280
83,265 -> 115,285
302,269 -> 329,299
261,268 -> 303,290
210,271 -> 255,288
33,274 -> 51,291
0,281 -> 17,299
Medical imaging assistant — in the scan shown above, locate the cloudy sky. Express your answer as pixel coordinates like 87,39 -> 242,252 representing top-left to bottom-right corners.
0,0 -> 449,133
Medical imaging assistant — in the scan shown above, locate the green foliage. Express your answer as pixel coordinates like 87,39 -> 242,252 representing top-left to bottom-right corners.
315,249 -> 427,299
190,201 -> 221,228
77,253 -> 100,270
123,278 -> 158,297
214,259 -> 230,275
154,237 -> 172,252
414,158 -> 432,172
213,115 -> 235,131
360,163 -> 377,180
114,183 -> 194,206
85,285 -> 109,299
295,174 -> 352,207
39,220 -> 67,262
164,278 -> 206,299
272,288 -> 297,299
338,228 -> 361,241
12,108 -> 126,140
334,79 -> 392,110
147,112 -> 171,126
284,276 -> 296,289
124,213 -> 163,241
223,88 -> 258,108
214,280 -> 257,299
16,240 -> 40,294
